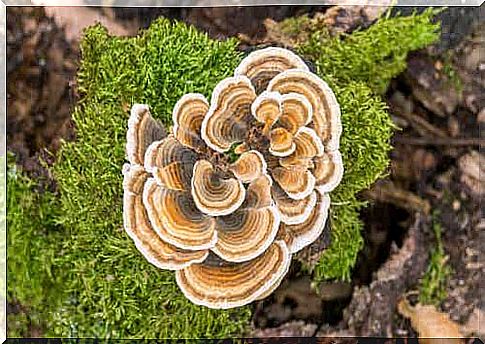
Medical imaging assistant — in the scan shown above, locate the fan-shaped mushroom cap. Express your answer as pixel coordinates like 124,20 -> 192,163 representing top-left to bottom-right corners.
279,93 -> 312,134
279,127 -> 325,168
272,166 -> 316,200
122,164 -> 208,270
126,104 -> 166,165
269,127 -> 296,157
175,240 -> 291,309
244,174 -> 273,209
201,76 -> 256,153
143,178 -> 217,250
191,160 -> 246,216
144,136 -> 197,174
230,150 -> 267,183
212,205 -> 280,263
234,47 -> 309,94
267,69 -> 342,151
211,174 -> 278,263
144,136 -> 198,190
151,161 -> 194,191
172,93 -> 209,150
313,150 -> 344,193
251,91 -> 282,133
279,190 -> 330,253
272,183 -> 317,225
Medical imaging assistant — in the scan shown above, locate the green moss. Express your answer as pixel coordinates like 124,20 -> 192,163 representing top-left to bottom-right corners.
311,80 -> 395,281
298,8 -> 441,94
6,157 -> 62,336
8,11 -> 441,338
418,211 -> 452,306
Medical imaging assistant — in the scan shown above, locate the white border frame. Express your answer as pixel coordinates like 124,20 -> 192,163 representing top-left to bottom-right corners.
0,1 -> 482,343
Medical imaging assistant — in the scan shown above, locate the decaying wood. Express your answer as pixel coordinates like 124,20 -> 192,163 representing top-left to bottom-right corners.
364,181 -> 431,215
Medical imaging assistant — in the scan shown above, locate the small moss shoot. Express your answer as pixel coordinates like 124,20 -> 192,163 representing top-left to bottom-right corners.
6,155 -> 63,336
418,211 -> 452,306
7,10 -> 441,338
226,143 -> 242,164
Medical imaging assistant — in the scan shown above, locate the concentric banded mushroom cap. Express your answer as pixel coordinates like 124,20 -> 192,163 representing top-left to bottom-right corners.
122,46 -> 344,309
176,241 -> 291,309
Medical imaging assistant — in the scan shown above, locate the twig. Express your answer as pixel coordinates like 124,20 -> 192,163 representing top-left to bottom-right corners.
364,181 -> 431,215
394,136 -> 485,147
396,112 -> 448,138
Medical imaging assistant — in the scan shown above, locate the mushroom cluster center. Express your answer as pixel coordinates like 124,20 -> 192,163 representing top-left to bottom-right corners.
123,47 -> 344,309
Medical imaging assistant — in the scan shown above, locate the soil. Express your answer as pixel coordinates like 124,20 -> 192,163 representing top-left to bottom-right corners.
6,5 -> 484,339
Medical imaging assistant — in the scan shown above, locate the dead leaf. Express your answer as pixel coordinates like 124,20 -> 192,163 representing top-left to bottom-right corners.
397,298 -> 464,344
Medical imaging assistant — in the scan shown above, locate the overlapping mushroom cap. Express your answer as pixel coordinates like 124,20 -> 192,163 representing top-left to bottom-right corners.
123,47 -> 344,309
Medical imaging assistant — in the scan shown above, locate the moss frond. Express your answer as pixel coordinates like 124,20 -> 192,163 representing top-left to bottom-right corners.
298,8 -> 441,94
6,157 -> 63,336
310,80 -> 395,281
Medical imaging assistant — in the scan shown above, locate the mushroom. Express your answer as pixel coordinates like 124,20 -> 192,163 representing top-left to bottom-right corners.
175,241 -> 291,309
269,127 -> 296,157
313,150 -> 344,193
126,104 -> 166,166
212,175 -> 280,263
234,47 -> 309,93
172,93 -> 209,151
267,69 -> 342,151
191,160 -> 246,216
123,47 -> 344,309
272,184 -> 317,225
201,76 -> 256,153
272,166 -> 316,200
229,150 -> 267,183
122,164 -> 208,270
144,136 -> 198,191
279,190 -> 331,253
143,178 -> 218,250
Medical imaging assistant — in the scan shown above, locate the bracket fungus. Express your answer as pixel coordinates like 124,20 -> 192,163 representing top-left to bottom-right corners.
123,47 -> 344,309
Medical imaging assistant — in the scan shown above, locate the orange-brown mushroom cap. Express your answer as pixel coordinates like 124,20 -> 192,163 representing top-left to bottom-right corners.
122,164 -> 208,270
172,93 -> 209,151
144,136 -> 198,191
272,183 -> 317,225
279,127 -> 325,167
126,104 -> 166,165
244,174 -> 273,209
191,160 -> 246,216
279,189 -> 331,253
212,205 -> 280,263
201,76 -> 256,153
251,91 -> 282,134
143,178 -> 218,250
278,93 -> 313,134
269,127 -> 296,157
267,69 -> 342,151
230,150 -> 267,183
211,174 -> 280,263
234,47 -> 309,94
272,166 -> 316,200
175,240 -> 291,309
313,150 -> 344,193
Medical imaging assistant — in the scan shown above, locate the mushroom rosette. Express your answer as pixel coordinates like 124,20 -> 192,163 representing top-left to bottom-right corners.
123,47 -> 344,309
